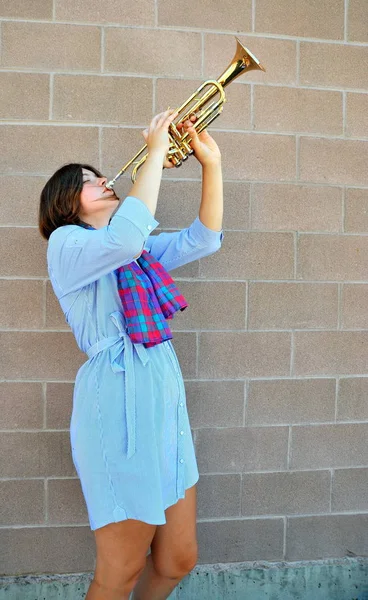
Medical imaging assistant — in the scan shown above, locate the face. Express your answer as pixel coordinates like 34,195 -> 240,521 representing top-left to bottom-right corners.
79,168 -> 120,225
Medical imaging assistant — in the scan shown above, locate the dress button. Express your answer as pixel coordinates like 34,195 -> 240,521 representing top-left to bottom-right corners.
147,225 -> 152,230
179,459 -> 184,464
179,402 -> 184,407
180,430 -> 184,435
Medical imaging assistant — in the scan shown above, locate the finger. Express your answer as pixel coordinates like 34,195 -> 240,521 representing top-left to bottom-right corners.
198,128 -> 211,139
161,109 -> 179,129
157,108 -> 177,128
184,120 -> 197,135
149,111 -> 167,132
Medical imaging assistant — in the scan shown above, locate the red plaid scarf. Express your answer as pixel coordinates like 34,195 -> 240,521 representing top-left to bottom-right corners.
78,222 -> 188,347
116,250 -> 188,347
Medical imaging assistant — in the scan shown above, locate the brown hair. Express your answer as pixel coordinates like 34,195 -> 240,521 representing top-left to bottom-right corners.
38,163 -> 103,240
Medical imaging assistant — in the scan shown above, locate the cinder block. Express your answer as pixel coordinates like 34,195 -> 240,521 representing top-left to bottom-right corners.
158,0 -> 251,31
48,478 -> 89,525
251,183 -> 342,232
248,282 -> 338,329
290,423 -> 368,468
286,514 -> 368,560
300,42 -> 368,90
53,75 -> 153,124
196,425 -> 288,472
294,331 -> 368,375
0,382 -> 43,429
246,378 -> 336,424
0,480 -> 45,526
55,0 -> 154,25
2,22 -> 100,71
241,470 -> 331,515
255,0 -> 344,39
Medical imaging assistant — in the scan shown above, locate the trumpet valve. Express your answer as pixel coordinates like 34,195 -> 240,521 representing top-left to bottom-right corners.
168,122 -> 182,141
168,154 -> 182,167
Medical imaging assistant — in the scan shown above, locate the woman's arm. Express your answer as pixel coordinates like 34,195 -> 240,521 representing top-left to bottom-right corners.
47,196 -> 159,298
144,130 -> 224,271
127,109 -> 179,217
199,161 -> 223,232
144,216 -> 223,272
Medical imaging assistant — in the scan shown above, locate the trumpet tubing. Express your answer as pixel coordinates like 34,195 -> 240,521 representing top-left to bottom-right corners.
105,37 -> 265,188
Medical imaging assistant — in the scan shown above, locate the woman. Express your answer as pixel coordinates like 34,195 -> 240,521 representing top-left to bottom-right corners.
39,109 -> 223,600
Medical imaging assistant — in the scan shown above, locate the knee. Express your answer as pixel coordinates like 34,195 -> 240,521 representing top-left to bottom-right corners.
152,544 -> 198,579
94,558 -> 146,593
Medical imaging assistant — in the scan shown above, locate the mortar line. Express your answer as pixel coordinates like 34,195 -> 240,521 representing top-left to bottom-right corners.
42,382 -> 47,429
250,83 -> 254,130
101,26 -> 105,72
344,0 -> 349,42
290,330 -> 295,377
1,175 -> 367,190
342,185 -> 346,232
342,90 -> 347,137
296,39 -> 300,85
1,72 -> 368,93
283,516 -> 287,559
49,73 -> 53,120
5,121 -> 368,142
337,282 -> 343,330
287,426 -> 292,469
152,77 -> 156,113
44,476 -> 48,524
243,379 -> 248,427
334,378 -> 339,422
98,126 -> 102,171
295,134 -> 300,181
1,19 -> 368,46
201,32 -> 204,78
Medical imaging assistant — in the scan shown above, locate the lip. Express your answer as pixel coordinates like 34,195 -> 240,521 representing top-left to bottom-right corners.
102,189 -> 118,199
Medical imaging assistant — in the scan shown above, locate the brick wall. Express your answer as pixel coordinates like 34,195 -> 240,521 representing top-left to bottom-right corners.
1,0 -> 368,576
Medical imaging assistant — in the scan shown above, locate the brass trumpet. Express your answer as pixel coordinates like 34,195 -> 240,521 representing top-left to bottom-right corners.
105,37 -> 265,188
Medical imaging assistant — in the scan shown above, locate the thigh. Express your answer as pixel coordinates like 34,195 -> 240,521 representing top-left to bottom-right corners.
150,483 -> 198,575
94,519 -> 157,584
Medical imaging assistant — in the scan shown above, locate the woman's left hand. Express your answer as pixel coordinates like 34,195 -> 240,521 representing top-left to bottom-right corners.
142,113 -> 221,168
177,114 -> 221,167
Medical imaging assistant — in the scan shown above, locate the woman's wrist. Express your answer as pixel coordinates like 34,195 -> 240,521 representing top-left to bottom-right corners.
146,148 -> 166,163
201,158 -> 222,169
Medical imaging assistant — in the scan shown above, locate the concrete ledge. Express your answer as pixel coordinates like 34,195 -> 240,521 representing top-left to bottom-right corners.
0,557 -> 367,599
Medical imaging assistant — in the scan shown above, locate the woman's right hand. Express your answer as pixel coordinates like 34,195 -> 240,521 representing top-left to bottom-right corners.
142,109 -> 178,168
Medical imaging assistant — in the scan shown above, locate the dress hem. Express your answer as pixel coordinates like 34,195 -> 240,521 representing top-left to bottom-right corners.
90,474 -> 199,531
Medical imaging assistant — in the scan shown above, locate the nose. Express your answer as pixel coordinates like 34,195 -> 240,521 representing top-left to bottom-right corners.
98,176 -> 107,186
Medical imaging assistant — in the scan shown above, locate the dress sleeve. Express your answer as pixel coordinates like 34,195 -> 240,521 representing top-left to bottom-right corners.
47,195 -> 159,297
144,215 -> 224,272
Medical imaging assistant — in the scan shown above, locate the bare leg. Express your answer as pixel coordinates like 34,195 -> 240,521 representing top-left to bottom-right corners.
131,553 -> 184,600
86,577 -> 135,600
132,485 -> 198,600
86,518 -> 157,600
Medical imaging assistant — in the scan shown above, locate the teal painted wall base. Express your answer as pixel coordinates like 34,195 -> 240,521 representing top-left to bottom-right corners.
1,557 -> 367,599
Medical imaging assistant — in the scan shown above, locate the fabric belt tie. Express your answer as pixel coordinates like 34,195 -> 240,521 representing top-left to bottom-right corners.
85,310 -> 150,459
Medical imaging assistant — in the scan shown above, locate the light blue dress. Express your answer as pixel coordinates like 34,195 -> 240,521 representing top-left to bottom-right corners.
47,195 -> 223,531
